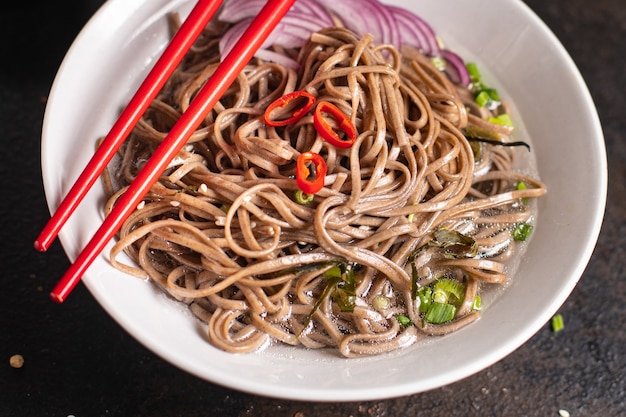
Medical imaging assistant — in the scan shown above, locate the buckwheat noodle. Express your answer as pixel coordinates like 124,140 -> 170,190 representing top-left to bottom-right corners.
102,23 -> 546,357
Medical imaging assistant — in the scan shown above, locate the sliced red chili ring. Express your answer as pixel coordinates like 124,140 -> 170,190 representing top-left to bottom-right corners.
264,90 -> 317,127
295,152 -> 327,195
313,101 -> 357,149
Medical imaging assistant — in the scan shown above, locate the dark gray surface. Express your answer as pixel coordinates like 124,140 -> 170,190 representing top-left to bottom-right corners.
1,1 -> 623,416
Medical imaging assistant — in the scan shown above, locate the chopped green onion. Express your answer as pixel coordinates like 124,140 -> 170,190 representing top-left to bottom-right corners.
488,113 -> 513,127
472,295 -> 482,311
513,223 -> 534,241
433,278 -> 466,305
219,203 -> 231,213
516,181 -> 530,204
425,302 -> 456,324
475,90 -> 491,108
431,56 -> 446,71
294,189 -> 314,205
372,295 -> 391,311
466,62 -> 481,84
396,314 -> 414,327
417,286 -> 432,314
551,314 -> 565,332
484,87 -> 500,102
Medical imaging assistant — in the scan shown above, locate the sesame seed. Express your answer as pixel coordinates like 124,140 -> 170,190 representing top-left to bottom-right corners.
170,200 -> 181,207
136,201 -> 146,210
558,409 -> 570,417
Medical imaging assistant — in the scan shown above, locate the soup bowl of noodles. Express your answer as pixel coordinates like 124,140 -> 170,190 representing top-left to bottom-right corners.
41,0 -> 606,401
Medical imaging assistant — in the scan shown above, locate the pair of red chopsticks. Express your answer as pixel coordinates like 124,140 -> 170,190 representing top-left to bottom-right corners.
35,0 -> 295,303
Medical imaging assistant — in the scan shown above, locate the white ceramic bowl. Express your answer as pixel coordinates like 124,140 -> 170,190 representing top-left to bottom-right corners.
41,0 -> 607,401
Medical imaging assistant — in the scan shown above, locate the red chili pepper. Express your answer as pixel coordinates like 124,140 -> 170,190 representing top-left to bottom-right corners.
264,90 -> 317,127
313,101 -> 357,149
296,152 -> 327,195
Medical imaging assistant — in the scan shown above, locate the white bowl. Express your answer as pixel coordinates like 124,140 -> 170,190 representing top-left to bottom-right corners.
41,0 -> 607,401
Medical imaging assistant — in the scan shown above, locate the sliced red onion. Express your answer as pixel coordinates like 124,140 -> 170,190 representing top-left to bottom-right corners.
387,5 -> 441,56
217,0 -> 469,87
218,0 -> 267,23
315,0 -> 385,44
254,49 -> 300,70
290,0 -> 334,25
441,49 -> 471,87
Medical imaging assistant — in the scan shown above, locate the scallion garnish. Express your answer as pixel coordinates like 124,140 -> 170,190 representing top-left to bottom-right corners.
513,223 -> 534,241
475,90 -> 491,108
425,302 -> 456,324
466,62 -> 481,84
416,277 -> 466,325
433,278 -> 466,305
466,62 -> 501,109
489,113 -> 513,127
396,314 -> 414,328
294,189 -> 314,205
551,314 -> 565,332
372,295 -> 391,311
472,295 -> 482,311
418,286 -> 432,314
516,181 -> 530,204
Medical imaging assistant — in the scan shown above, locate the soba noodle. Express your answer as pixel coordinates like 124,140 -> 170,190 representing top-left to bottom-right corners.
102,18 -> 546,357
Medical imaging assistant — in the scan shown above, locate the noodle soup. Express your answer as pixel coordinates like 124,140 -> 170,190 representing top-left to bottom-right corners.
102,0 -> 545,358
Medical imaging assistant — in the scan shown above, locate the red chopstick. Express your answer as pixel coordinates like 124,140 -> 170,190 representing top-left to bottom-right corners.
50,0 -> 296,303
34,0 -> 224,253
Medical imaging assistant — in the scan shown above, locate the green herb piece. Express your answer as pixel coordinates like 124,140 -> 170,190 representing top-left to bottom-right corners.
513,223 -> 534,241
323,265 -> 342,280
300,273 -> 340,334
488,113 -> 513,127
410,255 -> 420,299
372,295 -> 391,311
463,125 -> 502,142
431,56 -> 446,71
396,314 -> 414,328
472,295 -> 482,311
484,87 -> 500,102
325,264 -> 357,313
470,139 -> 482,162
551,314 -> 565,332
430,228 -> 478,258
433,278 -> 466,306
219,203 -> 231,213
417,286 -> 432,314
516,181 -> 530,204
475,90 -> 491,108
466,62 -> 481,84
294,189 -> 314,205
425,302 -> 456,324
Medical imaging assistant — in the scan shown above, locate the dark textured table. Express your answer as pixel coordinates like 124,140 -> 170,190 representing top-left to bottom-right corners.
1,1 -> 623,416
